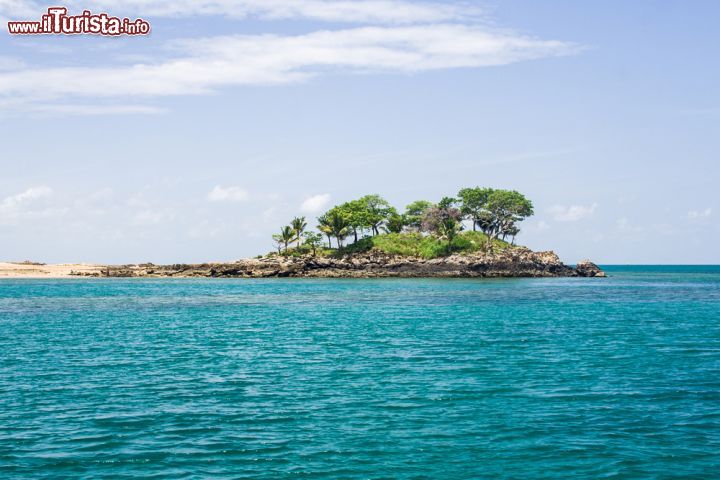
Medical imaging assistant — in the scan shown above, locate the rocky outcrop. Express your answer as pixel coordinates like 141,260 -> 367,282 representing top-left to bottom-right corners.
71,248 -> 605,278
575,260 -> 607,278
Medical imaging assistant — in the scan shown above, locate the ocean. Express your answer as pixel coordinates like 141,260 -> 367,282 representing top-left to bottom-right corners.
1,266 -> 718,478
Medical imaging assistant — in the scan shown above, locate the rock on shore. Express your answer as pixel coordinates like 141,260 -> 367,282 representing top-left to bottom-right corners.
574,260 -> 607,277
75,248 -> 605,279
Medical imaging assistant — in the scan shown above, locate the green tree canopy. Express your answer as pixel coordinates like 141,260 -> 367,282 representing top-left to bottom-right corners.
279,226 -> 295,252
324,209 -> 351,248
271,234 -> 284,254
336,199 -> 369,243
404,200 -> 433,230
483,190 -> 534,250
302,231 -> 324,256
457,187 -> 494,231
384,210 -> 406,234
273,188 -> 534,255
317,214 -> 334,249
359,194 -> 394,236
291,216 -> 307,248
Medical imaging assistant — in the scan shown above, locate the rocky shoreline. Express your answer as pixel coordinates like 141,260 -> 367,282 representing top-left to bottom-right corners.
71,248 -> 605,278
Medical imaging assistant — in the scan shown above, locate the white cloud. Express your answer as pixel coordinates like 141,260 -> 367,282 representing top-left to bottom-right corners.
688,207 -> 712,219
0,25 -> 578,111
8,0 -> 482,24
300,193 -> 331,214
0,186 -> 57,225
547,203 -> 597,222
0,186 -> 52,210
26,104 -> 165,116
207,185 -> 249,202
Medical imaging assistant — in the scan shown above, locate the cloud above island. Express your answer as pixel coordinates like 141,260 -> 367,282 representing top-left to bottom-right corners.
300,193 -> 331,214
547,203 -> 597,222
0,0 -> 580,116
0,186 -> 59,225
0,26 -> 577,99
0,186 -> 52,209
207,185 -> 249,202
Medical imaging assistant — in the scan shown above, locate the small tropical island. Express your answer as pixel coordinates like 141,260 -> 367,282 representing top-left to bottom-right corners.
59,187 -> 604,279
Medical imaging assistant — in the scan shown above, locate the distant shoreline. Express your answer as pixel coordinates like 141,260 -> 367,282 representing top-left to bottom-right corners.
0,262 -> 105,279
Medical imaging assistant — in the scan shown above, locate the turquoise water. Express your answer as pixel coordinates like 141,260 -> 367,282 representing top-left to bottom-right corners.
1,267 -> 719,479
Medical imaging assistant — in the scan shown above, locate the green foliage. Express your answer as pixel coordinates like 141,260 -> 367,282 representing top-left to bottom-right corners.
456,230 -> 511,252
457,187 -> 493,231
335,231 -> 512,260
336,199 -> 369,241
322,194 -> 395,241
271,233 -> 284,254
456,187 -> 534,251
359,194 -> 394,235
384,212 -> 407,233
438,196 -> 457,209
317,213 -> 334,248
483,189 -> 533,251
272,225 -> 295,253
290,216 -> 307,247
404,200 -> 433,230
271,187 -> 534,256
302,231 -> 324,256
450,234 -> 473,252
325,208 -> 351,247
373,233 -> 440,258
420,199 -> 463,243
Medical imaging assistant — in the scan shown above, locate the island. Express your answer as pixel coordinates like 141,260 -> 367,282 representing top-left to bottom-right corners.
0,187 -> 605,279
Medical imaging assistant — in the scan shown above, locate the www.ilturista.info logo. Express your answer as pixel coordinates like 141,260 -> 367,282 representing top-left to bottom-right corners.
7,7 -> 150,36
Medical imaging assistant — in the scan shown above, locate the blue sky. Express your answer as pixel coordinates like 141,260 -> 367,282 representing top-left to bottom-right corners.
0,0 -> 718,264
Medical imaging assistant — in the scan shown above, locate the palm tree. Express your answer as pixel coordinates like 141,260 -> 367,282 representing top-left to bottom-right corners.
328,210 -> 350,248
271,234 -> 284,254
291,216 -> 307,249
280,226 -> 294,252
317,214 -> 334,248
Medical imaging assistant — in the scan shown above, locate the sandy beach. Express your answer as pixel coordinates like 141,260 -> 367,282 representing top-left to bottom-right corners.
0,262 -> 104,278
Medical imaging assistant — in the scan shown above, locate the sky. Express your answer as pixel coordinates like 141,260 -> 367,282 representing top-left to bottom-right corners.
0,0 -> 718,264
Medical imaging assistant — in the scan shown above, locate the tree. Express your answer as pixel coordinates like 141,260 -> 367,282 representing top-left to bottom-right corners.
271,234 -> 284,254
421,197 -> 463,243
327,209 -> 350,248
279,226 -> 295,252
438,196 -> 457,210
482,190 -> 534,251
291,216 -> 307,248
457,187 -> 493,231
384,210 -> 406,233
404,200 -> 433,231
504,224 -> 520,245
302,231 -> 324,256
317,214 -> 334,248
337,199 -> 368,243
474,211 -> 494,236
360,194 -> 393,236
